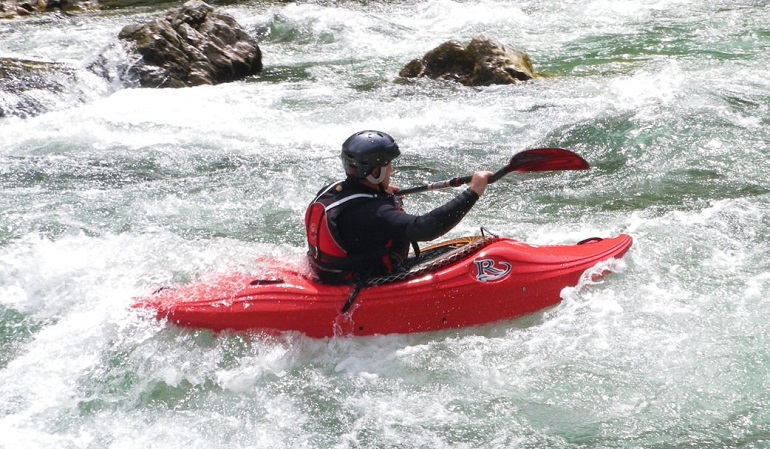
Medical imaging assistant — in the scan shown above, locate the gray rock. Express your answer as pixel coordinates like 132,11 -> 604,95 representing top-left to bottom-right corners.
400,36 -> 536,86
110,0 -> 262,88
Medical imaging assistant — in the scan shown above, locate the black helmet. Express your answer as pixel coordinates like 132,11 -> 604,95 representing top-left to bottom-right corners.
340,130 -> 400,178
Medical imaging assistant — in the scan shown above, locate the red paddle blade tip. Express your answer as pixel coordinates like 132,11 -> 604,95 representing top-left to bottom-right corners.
508,148 -> 590,172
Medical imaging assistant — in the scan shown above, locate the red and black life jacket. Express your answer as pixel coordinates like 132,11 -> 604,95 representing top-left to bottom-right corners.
304,181 -> 383,284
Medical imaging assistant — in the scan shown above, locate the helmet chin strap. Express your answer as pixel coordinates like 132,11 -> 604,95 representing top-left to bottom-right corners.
366,166 -> 388,185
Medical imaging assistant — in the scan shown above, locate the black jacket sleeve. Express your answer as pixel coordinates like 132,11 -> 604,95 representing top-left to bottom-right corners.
404,188 -> 479,241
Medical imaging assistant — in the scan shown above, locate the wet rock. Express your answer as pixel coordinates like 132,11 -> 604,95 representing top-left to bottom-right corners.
98,0 -> 176,8
399,36 -> 536,86
0,0 -> 99,18
113,0 -> 262,88
0,0 -> 40,18
99,0 -> 243,7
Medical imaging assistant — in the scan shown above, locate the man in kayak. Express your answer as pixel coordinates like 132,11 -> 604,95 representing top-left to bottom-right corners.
305,130 -> 493,285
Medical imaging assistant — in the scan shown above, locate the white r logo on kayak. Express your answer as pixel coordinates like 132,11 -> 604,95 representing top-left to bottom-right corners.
474,259 -> 512,282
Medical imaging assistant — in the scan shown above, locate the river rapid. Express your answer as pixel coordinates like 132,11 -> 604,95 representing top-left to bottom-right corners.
1,0 -> 770,447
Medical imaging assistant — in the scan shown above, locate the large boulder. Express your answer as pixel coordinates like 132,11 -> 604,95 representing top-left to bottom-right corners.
114,0 -> 262,88
400,36 -> 536,86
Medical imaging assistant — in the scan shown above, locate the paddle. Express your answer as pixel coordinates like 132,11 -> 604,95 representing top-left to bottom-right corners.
397,148 -> 590,196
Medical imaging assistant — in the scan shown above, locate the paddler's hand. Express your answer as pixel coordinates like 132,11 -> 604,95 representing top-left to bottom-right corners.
385,185 -> 405,211
469,171 -> 494,197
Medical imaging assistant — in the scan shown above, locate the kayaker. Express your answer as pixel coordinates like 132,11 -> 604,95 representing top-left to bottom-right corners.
305,130 -> 493,285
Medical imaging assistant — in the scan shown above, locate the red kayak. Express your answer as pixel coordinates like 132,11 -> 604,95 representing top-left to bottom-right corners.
134,234 -> 632,338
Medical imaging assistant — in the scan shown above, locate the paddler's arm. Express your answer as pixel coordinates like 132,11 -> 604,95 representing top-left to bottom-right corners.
404,171 -> 492,242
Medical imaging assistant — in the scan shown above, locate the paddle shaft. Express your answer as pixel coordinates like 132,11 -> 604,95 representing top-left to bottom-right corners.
398,167 -> 508,195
